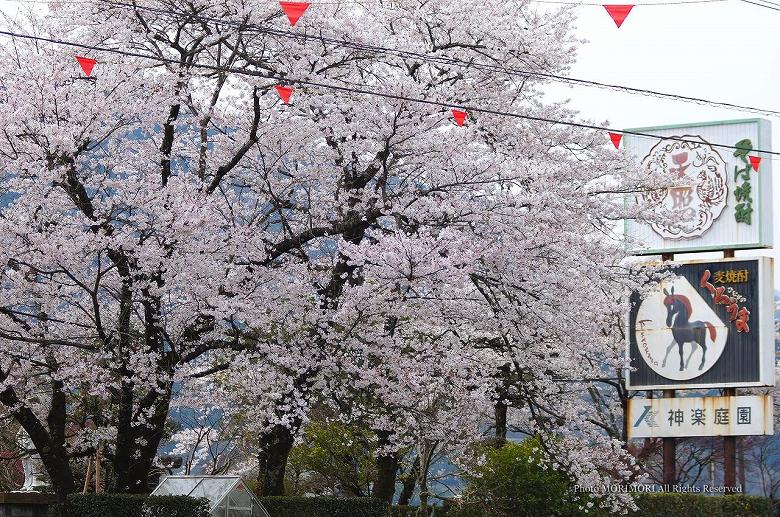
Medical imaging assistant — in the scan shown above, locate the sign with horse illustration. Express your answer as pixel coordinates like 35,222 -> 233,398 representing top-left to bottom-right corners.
624,119 -> 773,255
626,257 -> 775,390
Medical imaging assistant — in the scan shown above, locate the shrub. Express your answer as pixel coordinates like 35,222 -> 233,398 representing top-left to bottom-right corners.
258,496 -> 389,517
459,437 -> 586,517
436,500 -> 487,517
631,493 -> 773,517
286,421 -> 377,496
437,493 -> 774,517
48,493 -> 210,517
390,505 -> 416,517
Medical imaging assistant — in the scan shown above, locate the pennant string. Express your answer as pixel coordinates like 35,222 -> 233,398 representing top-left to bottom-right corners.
275,85 -> 294,103
452,109 -> 468,126
80,0 -> 780,117
4,29 -> 780,159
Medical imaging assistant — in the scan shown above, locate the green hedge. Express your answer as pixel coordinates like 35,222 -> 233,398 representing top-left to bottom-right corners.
390,505 -> 417,517
431,493 -> 775,517
48,493 -> 210,517
259,496 -> 389,517
632,493 -> 773,517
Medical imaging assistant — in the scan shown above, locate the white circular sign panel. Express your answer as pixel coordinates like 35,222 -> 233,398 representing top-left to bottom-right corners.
635,276 -> 728,381
640,136 -> 728,240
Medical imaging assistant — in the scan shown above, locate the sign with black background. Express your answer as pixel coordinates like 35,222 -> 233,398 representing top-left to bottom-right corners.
627,258 -> 773,390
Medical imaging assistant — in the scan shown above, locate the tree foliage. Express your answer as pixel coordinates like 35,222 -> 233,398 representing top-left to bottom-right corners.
460,438 -> 586,517
0,0 -> 662,508
287,421 -> 377,496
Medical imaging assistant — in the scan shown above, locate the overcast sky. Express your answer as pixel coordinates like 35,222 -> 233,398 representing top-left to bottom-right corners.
542,0 -> 780,283
3,0 -> 779,281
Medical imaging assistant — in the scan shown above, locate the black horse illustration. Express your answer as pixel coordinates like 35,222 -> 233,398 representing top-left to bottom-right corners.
660,287 -> 717,371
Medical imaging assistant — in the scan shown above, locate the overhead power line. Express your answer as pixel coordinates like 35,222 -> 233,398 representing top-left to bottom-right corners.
739,0 -> 780,10
36,0 -> 780,118
0,28 -> 778,158
6,0 -> 733,5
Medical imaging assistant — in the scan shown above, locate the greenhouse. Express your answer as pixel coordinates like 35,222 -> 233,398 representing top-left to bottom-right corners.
150,475 -> 270,517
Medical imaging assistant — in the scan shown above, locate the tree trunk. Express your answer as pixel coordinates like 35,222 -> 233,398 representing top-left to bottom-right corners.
419,477 -> 429,517
494,399 -> 507,445
494,363 -> 510,447
256,424 -> 295,496
374,430 -> 399,503
112,377 -> 172,493
397,455 -> 419,506
0,377 -> 76,501
417,441 -> 437,517
112,382 -> 136,492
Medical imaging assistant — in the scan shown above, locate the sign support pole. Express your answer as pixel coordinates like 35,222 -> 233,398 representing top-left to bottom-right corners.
662,389 -> 676,487
723,387 -> 737,491
721,247 -> 738,492
660,253 -> 676,488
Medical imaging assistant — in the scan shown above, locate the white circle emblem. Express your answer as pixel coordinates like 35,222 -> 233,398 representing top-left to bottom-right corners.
640,136 -> 728,239
635,276 -> 727,380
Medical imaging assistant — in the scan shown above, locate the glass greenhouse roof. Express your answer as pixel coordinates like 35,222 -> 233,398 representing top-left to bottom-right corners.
151,475 -> 270,517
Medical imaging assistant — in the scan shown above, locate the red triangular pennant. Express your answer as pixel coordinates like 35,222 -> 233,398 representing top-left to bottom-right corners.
75,56 -> 97,77
280,2 -> 310,26
603,5 -> 634,28
608,132 -> 622,149
749,155 -> 761,172
275,85 -> 293,104
452,109 -> 467,126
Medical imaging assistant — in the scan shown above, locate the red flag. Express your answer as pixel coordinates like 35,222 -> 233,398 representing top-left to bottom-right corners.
608,132 -> 622,149
749,155 -> 761,172
275,85 -> 293,104
452,109 -> 467,127
75,56 -> 97,77
280,2 -> 310,26
603,5 -> 634,28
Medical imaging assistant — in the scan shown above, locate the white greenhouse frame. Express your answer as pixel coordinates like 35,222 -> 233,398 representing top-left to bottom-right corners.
151,475 -> 270,517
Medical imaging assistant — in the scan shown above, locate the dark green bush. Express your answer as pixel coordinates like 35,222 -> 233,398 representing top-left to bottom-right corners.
632,493 -> 773,517
259,496 -> 389,517
436,500 -> 486,517
459,437 -> 586,517
435,493 -> 775,517
48,493 -> 210,517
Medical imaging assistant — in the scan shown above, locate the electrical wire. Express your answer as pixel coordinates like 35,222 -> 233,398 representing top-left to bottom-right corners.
739,0 -> 780,10
0,27 -> 777,159
6,0 -> 733,5
94,0 -> 780,117
15,0 -> 779,117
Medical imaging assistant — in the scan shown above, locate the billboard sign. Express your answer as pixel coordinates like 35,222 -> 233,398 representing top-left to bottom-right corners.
627,395 -> 773,439
626,257 -> 774,390
624,119 -> 772,255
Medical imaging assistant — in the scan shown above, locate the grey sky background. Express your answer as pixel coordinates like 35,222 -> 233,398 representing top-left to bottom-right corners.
2,0 -> 779,279
541,0 -> 780,283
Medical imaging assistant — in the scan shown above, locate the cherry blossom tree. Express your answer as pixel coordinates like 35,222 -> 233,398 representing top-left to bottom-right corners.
0,0 -> 662,508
